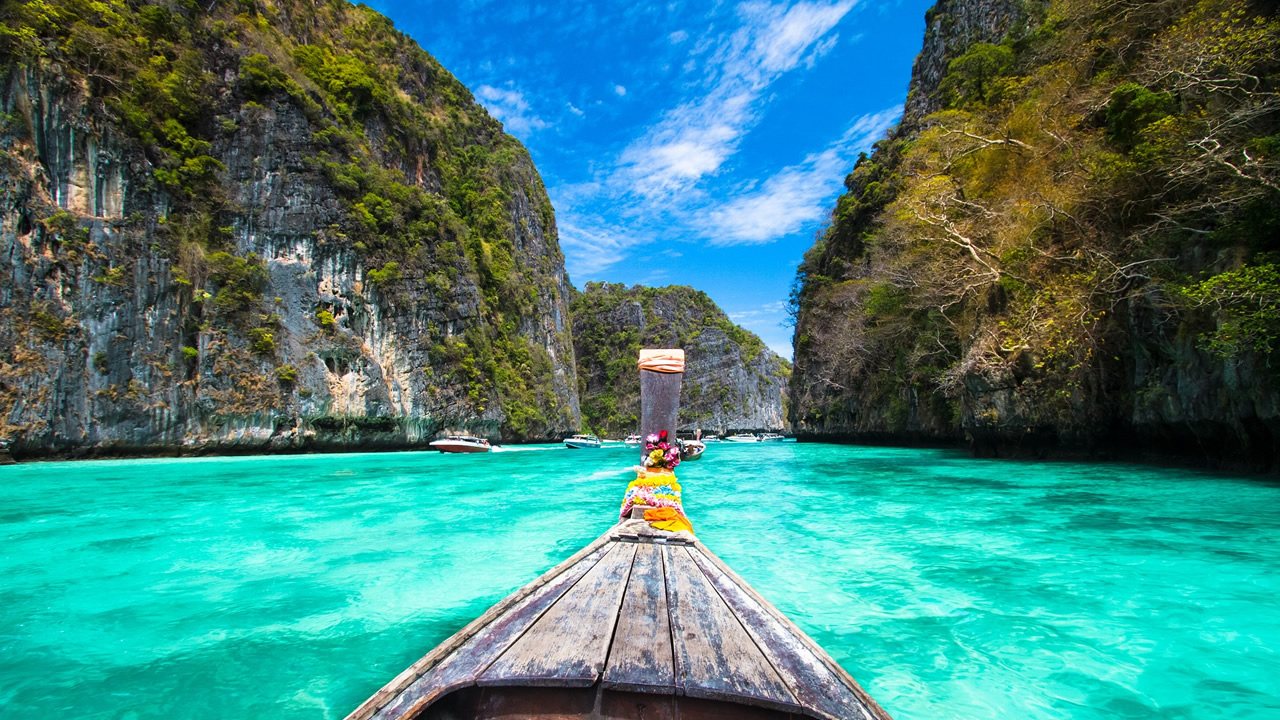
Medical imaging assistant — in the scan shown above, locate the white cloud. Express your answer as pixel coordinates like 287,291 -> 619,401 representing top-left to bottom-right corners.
614,84 -> 628,96
669,29 -> 689,43
557,220 -> 649,279
566,102 -> 585,117
475,84 -> 547,135
620,0 -> 856,197
554,0 -> 873,278
699,107 -> 899,246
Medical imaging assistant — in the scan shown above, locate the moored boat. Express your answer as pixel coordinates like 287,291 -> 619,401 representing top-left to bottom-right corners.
680,440 -> 706,461
759,433 -> 786,442
623,434 -> 642,446
564,433 -> 602,449
427,435 -> 492,453
724,432 -> 760,442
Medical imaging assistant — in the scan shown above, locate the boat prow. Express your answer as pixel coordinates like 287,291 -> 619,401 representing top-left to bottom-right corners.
345,519 -> 891,720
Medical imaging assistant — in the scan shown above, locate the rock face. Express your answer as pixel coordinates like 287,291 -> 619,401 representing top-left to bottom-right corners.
0,0 -> 580,457
790,0 -> 1280,471
903,0 -> 1024,125
571,283 -> 789,436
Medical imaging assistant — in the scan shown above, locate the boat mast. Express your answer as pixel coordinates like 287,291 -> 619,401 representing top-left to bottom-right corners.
638,348 -> 683,458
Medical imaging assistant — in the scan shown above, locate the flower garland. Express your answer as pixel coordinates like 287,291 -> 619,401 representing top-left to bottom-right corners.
640,430 -> 680,470
620,429 -> 693,534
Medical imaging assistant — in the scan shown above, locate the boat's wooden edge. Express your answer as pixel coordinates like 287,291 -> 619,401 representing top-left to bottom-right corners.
342,528 -> 619,720
692,540 -> 895,720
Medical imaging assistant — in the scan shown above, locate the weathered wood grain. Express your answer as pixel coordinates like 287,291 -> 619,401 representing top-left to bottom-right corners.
688,547 -> 883,720
366,544 -> 612,720
662,546 -> 796,711
479,542 -> 638,687
692,543 -> 895,720
639,368 -> 682,459
602,543 -> 675,694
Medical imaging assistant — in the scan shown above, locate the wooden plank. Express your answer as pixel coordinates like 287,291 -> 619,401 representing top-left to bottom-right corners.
688,547 -> 885,720
365,543 -> 613,720
348,531 -> 618,720
480,542 -> 638,687
602,543 -> 676,693
639,367 -> 682,457
692,543 -> 895,720
661,546 -> 797,711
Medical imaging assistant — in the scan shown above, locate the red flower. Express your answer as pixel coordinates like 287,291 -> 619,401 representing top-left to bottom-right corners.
659,429 -> 668,441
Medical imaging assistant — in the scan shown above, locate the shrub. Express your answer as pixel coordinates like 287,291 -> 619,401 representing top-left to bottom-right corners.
1106,83 -> 1176,150
315,309 -> 337,330
366,261 -> 401,290
249,327 -> 275,355
207,252 -> 268,315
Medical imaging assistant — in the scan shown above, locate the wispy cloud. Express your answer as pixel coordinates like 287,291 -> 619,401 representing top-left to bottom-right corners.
557,220 -> 640,277
618,0 -> 856,197
614,84 -> 628,96
556,0 -> 866,280
699,107 -> 899,245
475,84 -> 547,135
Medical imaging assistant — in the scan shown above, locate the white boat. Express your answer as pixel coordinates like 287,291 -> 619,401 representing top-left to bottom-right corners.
759,433 -> 786,442
623,434 -> 642,446
564,433 -> 602,449
428,435 -> 492,453
723,433 -> 760,443
702,434 -> 720,442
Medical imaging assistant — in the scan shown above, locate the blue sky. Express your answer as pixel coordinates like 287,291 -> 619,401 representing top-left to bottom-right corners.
363,0 -> 935,358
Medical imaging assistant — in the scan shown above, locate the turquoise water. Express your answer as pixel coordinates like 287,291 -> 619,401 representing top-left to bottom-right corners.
1,444 -> 1277,719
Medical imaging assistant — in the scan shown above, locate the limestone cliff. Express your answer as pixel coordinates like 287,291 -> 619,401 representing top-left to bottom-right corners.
571,283 -> 789,436
790,0 -> 1280,470
0,0 -> 580,457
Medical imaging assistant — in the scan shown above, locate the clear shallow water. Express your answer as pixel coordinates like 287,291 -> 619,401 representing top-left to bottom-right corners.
1,444 -> 1277,719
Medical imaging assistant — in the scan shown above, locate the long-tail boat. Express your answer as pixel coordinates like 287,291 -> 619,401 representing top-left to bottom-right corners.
345,349 -> 892,720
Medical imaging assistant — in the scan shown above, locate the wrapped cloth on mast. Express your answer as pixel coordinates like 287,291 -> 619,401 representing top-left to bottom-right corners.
638,348 -> 685,373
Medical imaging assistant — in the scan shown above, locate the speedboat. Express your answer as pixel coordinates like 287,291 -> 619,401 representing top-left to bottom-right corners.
428,435 -> 492,453
701,434 -> 720,442
564,433 -> 602,449
759,432 -> 786,442
623,434 -> 642,446
723,433 -> 760,442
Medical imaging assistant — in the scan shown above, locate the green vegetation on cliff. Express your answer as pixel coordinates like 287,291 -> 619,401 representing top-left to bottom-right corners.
792,0 -> 1279,460
0,0 -> 576,446
571,282 -> 788,436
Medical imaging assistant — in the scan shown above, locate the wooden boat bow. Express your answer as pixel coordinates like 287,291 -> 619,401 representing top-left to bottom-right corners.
344,349 -> 893,720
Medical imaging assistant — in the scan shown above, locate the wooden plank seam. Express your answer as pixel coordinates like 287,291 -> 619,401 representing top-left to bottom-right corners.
471,542 -> 626,686
677,545 -> 801,713
692,542 -> 894,720
598,539 -> 640,688
356,539 -> 614,720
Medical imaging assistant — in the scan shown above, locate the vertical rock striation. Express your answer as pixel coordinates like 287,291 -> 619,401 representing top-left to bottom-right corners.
0,0 -> 580,457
